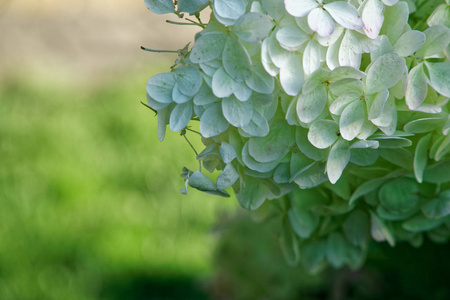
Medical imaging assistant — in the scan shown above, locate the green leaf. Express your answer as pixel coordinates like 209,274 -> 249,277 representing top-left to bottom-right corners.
172,83 -> 191,104
296,85 -> 327,123
290,151 -> 315,181
288,206 -> 319,239
404,117 -> 445,134
190,32 -> 227,63
216,164 -> 239,190
222,95 -> 253,127
146,72 -> 176,103
157,106 -> 170,142
296,126 -> 328,161
276,26 -> 309,51
365,53 -> 406,94
378,178 -> 419,215
178,0 -> 208,14
212,67 -> 234,98
268,30 -> 291,68
326,139 -> 351,184
280,53 -> 304,96
215,0 -> 246,19
368,89 -> 389,120
380,1 -> 408,42
248,119 -> 294,162
393,30 -> 426,57
402,214 -> 445,233
279,217 -> 300,266
199,103 -> 230,138
416,25 -> 450,58
373,136 -> 412,149
303,40 -> 321,75
236,175 -> 268,210
261,0 -> 286,21
169,102 -> 192,132
326,233 -> 349,268
339,100 -> 365,141
435,134 -> 450,161
380,148 -> 413,170
293,163 -> 328,189
174,66 -> 202,97
188,171 -> 230,197
308,119 -> 339,149
222,35 -> 252,82
220,142 -> 237,164
349,177 -> 389,205
370,212 -> 396,246
242,142 -> 280,172
414,133 -> 432,183
405,63 -> 428,110
232,12 -> 273,43
245,61 -> 275,94
144,0 -> 174,14
329,91 -> 360,115
343,210 -> 370,247
424,161 -> 450,183
425,62 -> 450,98
240,109 -> 270,137
302,241 -> 326,274
422,193 -> 450,219
193,85 -> 219,106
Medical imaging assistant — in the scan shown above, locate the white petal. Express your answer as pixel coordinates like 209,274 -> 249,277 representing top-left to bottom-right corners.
362,0 -> 384,39
303,40 -> 321,75
308,8 -> 335,37
280,53 -> 304,96
393,30 -> 426,57
324,1 -> 364,30
285,0 -> 318,17
339,30 -> 362,69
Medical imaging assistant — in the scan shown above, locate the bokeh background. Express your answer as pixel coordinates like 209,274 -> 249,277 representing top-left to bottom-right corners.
0,1 -> 240,298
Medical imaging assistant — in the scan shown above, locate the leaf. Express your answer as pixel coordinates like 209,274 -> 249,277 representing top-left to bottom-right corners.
236,175 -> 268,210
361,0 -> 384,39
370,212 -> 395,246
421,193 -> 450,219
296,126 -> 328,161
232,12 -> 273,43
220,142 -> 237,164
193,85 -> 219,106
293,162 -> 328,189
190,32 -> 227,63
199,103 -> 230,138
326,233 -> 349,268
370,95 -> 397,129
425,62 -> 450,98
216,163 -> 239,190
279,217 -> 300,266
240,109 -> 270,137
222,35 -> 252,82
146,72 -> 176,103
365,53 -> 406,94
276,26 -> 309,51
297,85 -> 327,123
144,0 -> 174,14
308,119 -> 339,149
308,8 -> 335,37
414,134 -> 432,183
212,67 -> 234,98
343,210 -> 370,247
174,66 -> 202,97
188,171 -> 230,197
285,0 -> 318,17
261,0 -> 286,20
326,139 -> 351,184
242,142 -> 280,172
393,30 -> 426,57
232,80 -> 252,101
169,102 -> 192,132
367,90 -> 389,122
380,1 -> 408,42
214,0 -> 246,20
157,106 -> 170,142
303,40 -> 321,76
324,1 -> 363,30
245,61 -> 275,94
402,215 -> 445,233
374,136 -> 412,149
405,63 -> 428,109
178,0 -> 209,14
302,241 -> 326,274
380,148 -> 413,170
288,207 -> 319,239
329,91 -> 360,115
222,95 -> 253,127
172,83 -> 191,104
416,25 -> 450,58
248,119 -> 294,162
349,177 -> 389,205
378,178 -> 419,215
339,100 -> 365,141
280,53 -> 304,96
404,117 -> 445,134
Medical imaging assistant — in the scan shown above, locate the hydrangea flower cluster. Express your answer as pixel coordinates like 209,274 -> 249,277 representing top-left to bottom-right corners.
144,0 -> 450,271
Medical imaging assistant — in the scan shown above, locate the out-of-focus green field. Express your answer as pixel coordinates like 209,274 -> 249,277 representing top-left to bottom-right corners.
0,68 -> 236,299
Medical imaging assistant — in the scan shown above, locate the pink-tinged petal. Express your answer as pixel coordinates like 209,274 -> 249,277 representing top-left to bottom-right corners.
324,1 -> 364,30
362,0 -> 384,39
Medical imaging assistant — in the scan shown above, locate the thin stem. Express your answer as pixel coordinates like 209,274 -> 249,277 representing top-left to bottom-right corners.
182,132 -> 202,171
185,128 -> 202,135
140,101 -> 157,114
166,20 -> 204,27
140,46 -> 178,53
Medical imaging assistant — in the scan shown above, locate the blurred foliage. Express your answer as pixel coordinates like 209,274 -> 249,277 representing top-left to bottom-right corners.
210,208 -> 450,300
0,69 -> 236,299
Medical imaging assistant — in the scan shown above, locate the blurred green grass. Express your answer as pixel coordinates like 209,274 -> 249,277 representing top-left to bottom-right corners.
0,67 -> 236,299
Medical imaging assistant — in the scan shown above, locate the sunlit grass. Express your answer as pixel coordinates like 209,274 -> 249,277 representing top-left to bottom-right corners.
0,68 -> 237,299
